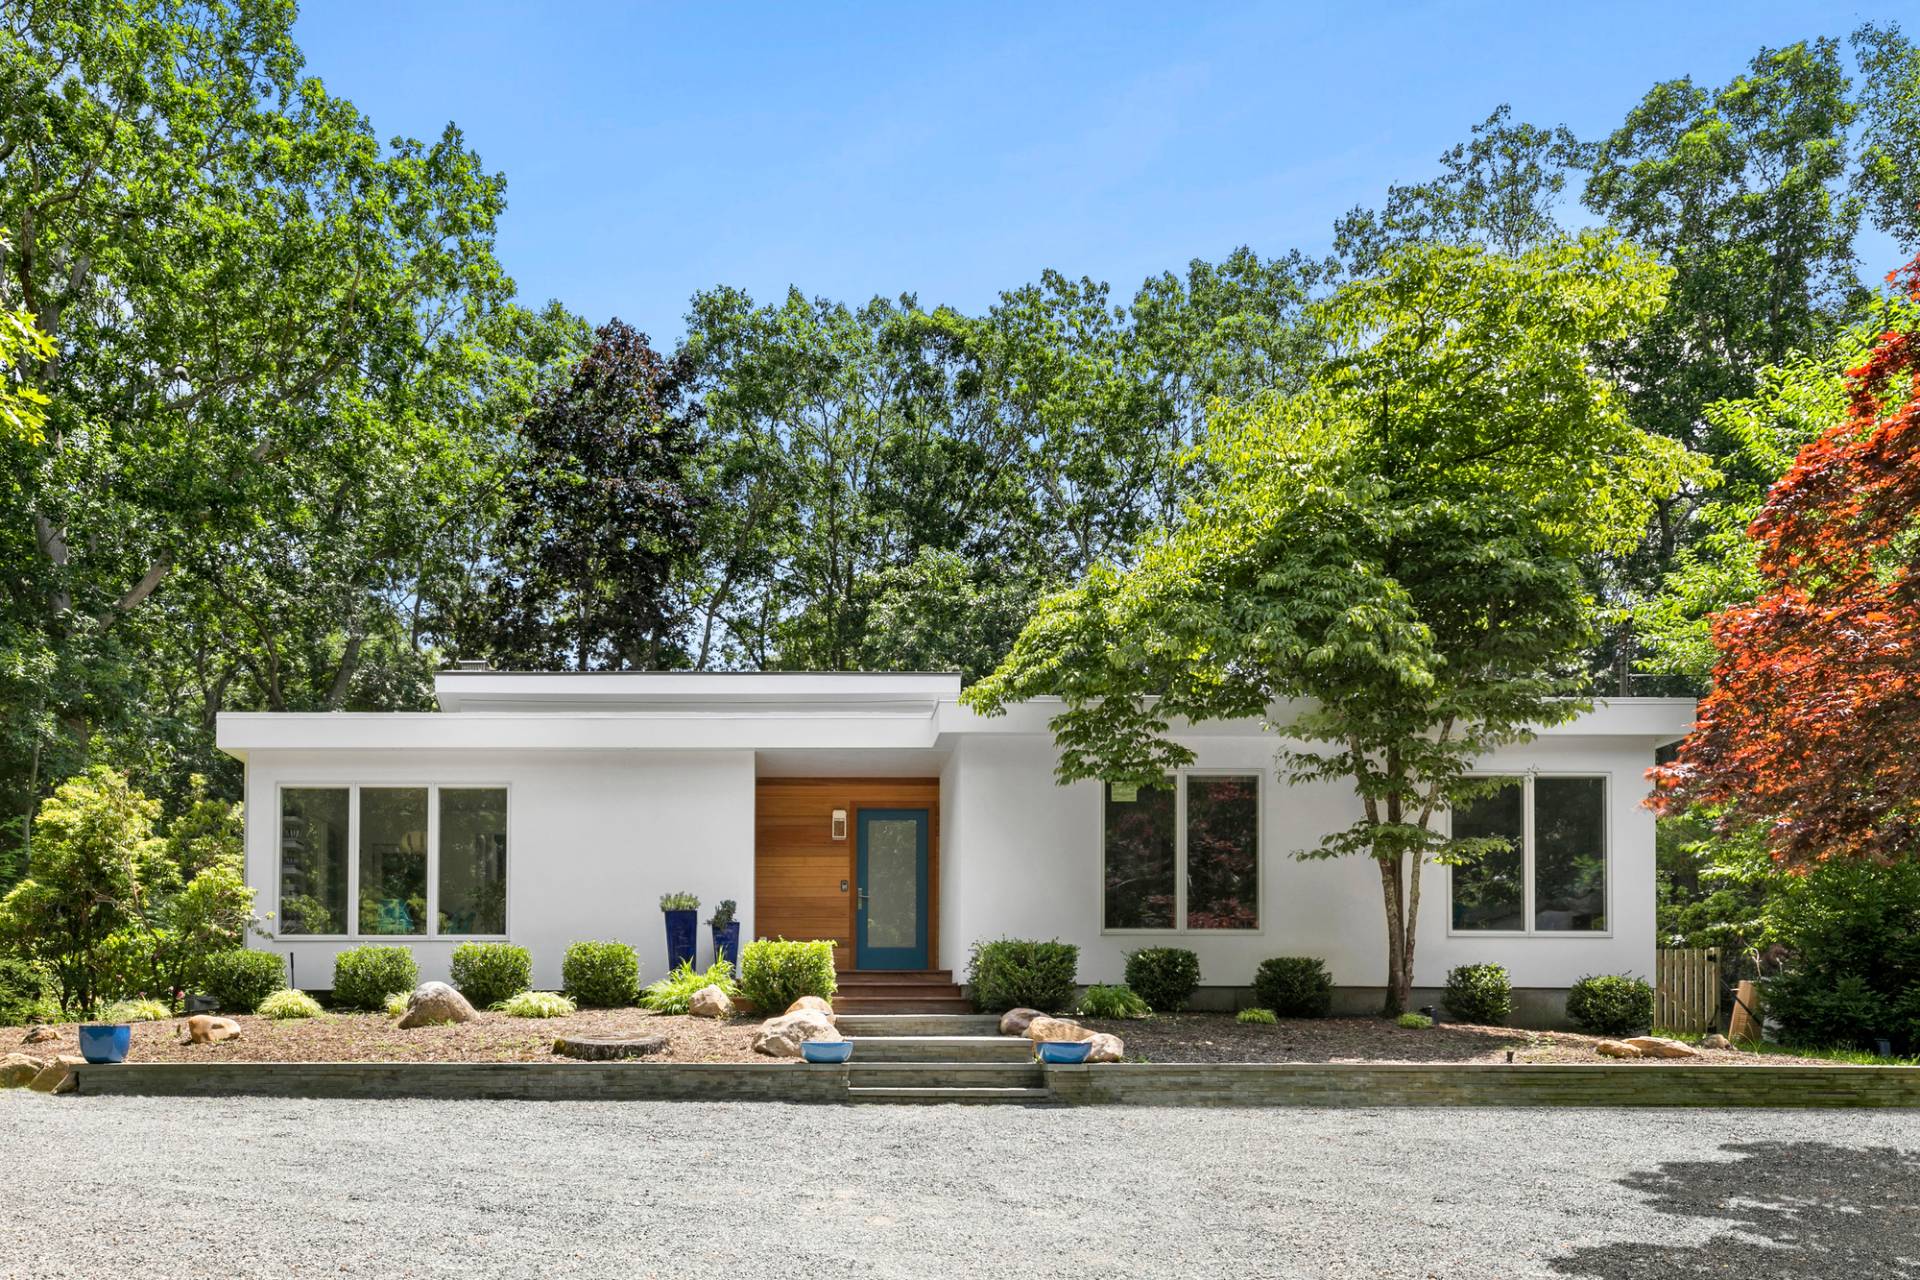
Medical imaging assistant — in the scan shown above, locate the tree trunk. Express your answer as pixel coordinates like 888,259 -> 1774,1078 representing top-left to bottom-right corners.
1378,855 -> 1409,1016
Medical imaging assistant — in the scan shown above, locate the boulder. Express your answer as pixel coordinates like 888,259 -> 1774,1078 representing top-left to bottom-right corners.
1,1053 -> 44,1088
783,995 -> 834,1018
998,1008 -> 1044,1036
1085,1032 -> 1126,1063
27,1054 -> 85,1094
1025,1016 -> 1094,1043
752,1009 -> 842,1058
1625,1035 -> 1701,1060
396,982 -> 478,1030
179,1015 -> 243,1045
552,1035 -> 666,1061
1595,1039 -> 1642,1059
22,1025 -> 57,1045
1701,1032 -> 1733,1052
687,985 -> 735,1019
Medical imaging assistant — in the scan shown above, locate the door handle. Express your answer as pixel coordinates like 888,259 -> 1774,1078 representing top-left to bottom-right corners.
857,889 -> 870,910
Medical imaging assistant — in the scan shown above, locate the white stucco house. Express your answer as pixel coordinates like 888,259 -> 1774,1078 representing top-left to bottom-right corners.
215,669 -> 1695,1021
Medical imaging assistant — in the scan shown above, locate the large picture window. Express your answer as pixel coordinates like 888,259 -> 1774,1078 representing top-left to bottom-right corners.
1449,776 -> 1607,935
1104,773 -> 1260,932
277,784 -> 508,938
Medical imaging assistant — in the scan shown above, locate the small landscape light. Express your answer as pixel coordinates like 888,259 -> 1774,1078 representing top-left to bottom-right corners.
1505,1049 -> 1515,1064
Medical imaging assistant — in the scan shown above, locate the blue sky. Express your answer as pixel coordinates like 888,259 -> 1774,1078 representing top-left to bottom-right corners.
295,1 -> 1905,343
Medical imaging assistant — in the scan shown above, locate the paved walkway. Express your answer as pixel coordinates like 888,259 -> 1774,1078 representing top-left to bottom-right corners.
3,1094 -> 1916,1278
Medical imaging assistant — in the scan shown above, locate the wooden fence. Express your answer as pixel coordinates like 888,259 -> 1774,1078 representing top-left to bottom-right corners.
1654,947 -> 1721,1034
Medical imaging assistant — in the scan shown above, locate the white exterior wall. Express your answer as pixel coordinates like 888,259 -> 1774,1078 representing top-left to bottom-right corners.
942,730 -> 1658,993
241,749 -> 755,991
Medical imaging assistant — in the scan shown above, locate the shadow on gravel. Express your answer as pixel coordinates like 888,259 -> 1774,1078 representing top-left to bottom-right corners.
1550,1140 -> 1920,1278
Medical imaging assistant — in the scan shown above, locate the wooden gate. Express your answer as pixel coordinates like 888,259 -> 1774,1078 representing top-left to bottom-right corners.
1655,948 -> 1721,1034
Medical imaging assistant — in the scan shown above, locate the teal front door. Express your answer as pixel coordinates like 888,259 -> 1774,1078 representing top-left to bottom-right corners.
855,808 -> 929,970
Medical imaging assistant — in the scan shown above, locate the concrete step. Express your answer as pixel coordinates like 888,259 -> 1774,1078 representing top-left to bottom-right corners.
833,970 -> 955,984
848,1062 -> 1043,1089
851,1035 -> 1033,1064
845,1086 -> 1054,1105
835,1013 -> 1000,1036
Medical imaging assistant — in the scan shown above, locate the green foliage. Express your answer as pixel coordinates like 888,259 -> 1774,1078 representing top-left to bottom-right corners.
641,959 -> 740,1014
1123,947 -> 1201,1013
1236,1007 -> 1278,1025
257,989 -> 325,1021
449,943 -> 533,1009
200,949 -> 286,1015
561,941 -> 640,1008
1442,963 -> 1513,1026
330,946 -> 419,1012
737,939 -> 838,1013
496,990 -> 576,1019
1396,1011 -> 1433,1029
100,997 -> 172,1023
966,939 -> 1079,1014
1078,984 -> 1151,1020
0,285 -> 53,446
1566,974 -> 1654,1037
1763,856 -> 1920,1054
967,236 -> 1704,1016
658,893 -> 700,912
1253,957 -> 1335,1019
706,899 -> 736,928
0,956 -> 53,1025
384,991 -> 410,1018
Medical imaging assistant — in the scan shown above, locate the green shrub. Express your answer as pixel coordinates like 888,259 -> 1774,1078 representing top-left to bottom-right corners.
0,956 -> 53,1025
101,997 -> 172,1023
642,959 -> 740,1014
257,989 -> 325,1020
1762,856 -> 1920,1052
967,938 -> 1079,1013
737,939 -> 837,1012
1237,1007 -> 1277,1025
497,990 -> 576,1018
330,945 -> 419,1011
1124,947 -> 1201,1012
659,892 -> 700,912
1253,956 -> 1333,1018
384,990 -> 410,1018
449,942 -> 532,1009
1566,973 -> 1654,1037
200,949 -> 286,1014
1442,962 -> 1513,1026
562,940 -> 640,1008
1396,1011 -> 1433,1029
1078,983 -> 1151,1020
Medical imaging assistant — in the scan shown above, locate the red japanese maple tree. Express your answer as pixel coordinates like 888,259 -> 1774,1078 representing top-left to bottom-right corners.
1651,255 -> 1920,863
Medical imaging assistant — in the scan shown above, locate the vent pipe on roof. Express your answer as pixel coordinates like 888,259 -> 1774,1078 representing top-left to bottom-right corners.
451,658 -> 493,672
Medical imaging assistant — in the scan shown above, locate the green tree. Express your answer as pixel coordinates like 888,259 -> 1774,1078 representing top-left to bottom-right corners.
1852,21 -> 1920,253
967,236 -> 1702,1013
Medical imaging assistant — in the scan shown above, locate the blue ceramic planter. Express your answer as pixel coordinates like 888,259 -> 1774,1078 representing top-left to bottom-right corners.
664,908 -> 698,970
801,1039 -> 853,1064
711,921 -> 740,969
1036,1040 -> 1092,1064
78,1023 -> 131,1065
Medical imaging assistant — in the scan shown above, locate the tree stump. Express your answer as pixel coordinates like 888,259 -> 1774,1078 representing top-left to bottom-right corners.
551,1035 -> 667,1061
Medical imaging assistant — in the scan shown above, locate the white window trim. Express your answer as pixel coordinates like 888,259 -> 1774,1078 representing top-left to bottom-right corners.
274,781 -> 512,943
1100,768 -> 1266,936
1443,772 -> 1612,939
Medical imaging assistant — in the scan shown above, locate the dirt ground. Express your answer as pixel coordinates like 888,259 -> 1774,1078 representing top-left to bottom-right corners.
6,1009 -> 1838,1066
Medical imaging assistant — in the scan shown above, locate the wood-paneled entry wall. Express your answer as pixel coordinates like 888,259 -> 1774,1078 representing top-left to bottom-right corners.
755,778 -> 940,971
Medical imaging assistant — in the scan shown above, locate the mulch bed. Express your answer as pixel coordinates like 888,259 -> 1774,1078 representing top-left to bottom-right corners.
6,1010 -> 1839,1068
4,1009 -> 757,1066
1078,1014 -> 1836,1066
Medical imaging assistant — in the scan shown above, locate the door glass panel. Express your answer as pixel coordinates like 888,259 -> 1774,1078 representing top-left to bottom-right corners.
866,818 -> 919,949
1104,781 -> 1176,928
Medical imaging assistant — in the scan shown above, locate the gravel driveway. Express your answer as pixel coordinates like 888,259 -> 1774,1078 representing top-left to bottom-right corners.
4,1093 -> 1916,1278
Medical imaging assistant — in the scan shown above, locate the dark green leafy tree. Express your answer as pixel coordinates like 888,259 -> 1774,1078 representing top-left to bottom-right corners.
967,236 -> 1702,1013
1852,21 -> 1920,253
482,320 -> 704,669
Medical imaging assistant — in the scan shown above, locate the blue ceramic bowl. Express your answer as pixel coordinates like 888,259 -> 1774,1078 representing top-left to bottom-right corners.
1036,1040 -> 1093,1064
801,1039 -> 853,1064
78,1023 -> 131,1065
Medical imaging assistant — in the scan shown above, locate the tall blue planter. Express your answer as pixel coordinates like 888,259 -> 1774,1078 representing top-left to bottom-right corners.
665,909 -> 698,971
712,922 -> 741,970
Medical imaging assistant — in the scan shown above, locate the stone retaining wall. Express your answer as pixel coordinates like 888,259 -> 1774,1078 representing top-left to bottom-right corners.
74,1061 -> 853,1102
1042,1062 -> 1920,1108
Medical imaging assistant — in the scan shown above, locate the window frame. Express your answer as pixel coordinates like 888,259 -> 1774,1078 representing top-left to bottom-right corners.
274,781 -> 512,942
1444,772 -> 1611,939
1099,767 -> 1265,937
